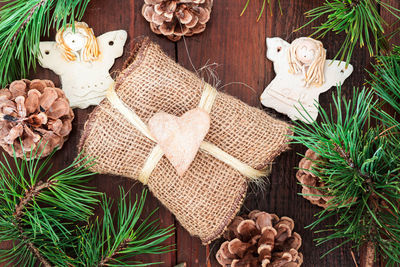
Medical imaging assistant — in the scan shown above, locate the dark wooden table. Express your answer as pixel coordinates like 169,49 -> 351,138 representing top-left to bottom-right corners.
3,0 -> 400,266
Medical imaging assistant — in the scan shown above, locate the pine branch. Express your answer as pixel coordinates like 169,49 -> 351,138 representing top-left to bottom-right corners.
12,179 -> 55,267
331,139 -> 383,246
0,146 -> 174,266
297,0 -> 400,65
99,238 -> 131,267
333,144 -> 354,168
76,188 -> 175,267
0,0 -> 91,87
11,0 -> 48,42
360,241 -> 375,267
18,229 -> 52,267
291,87 -> 400,266
14,180 -> 54,220
0,147 -> 100,266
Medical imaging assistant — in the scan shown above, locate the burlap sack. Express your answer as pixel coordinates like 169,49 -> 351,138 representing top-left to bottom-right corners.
78,37 -> 291,244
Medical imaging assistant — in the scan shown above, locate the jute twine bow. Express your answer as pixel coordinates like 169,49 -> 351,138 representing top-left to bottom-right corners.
106,83 -> 269,184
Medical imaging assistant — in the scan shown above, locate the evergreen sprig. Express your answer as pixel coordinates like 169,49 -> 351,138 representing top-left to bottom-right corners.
0,0 -> 90,87
298,0 -> 400,65
0,148 -> 100,266
291,87 -> 400,266
76,188 -> 175,267
0,147 -> 175,266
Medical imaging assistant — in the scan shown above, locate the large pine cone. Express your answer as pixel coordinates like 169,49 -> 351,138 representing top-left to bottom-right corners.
296,149 -> 333,209
142,0 -> 213,41
217,210 -> 303,267
0,79 -> 73,159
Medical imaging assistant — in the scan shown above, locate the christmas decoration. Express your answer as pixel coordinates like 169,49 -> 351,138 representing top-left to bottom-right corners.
291,58 -> 400,267
0,0 -> 91,87
298,0 -> 400,64
296,149 -> 332,209
0,148 -> 174,266
260,37 -> 353,123
39,22 -> 127,109
78,37 -> 291,244
0,79 -> 74,159
216,210 -> 303,267
142,0 -> 213,41
148,108 -> 211,176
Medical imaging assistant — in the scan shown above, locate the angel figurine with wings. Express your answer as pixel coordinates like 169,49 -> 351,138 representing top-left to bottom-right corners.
39,22 -> 127,109
260,37 -> 353,123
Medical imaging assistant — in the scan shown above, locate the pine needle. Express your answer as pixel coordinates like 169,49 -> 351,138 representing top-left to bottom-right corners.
240,0 -> 282,21
297,0 -> 400,65
0,0 -> 91,87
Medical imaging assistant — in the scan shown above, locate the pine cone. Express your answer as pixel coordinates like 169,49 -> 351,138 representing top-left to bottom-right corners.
0,79 -> 74,159
296,149 -> 333,209
217,210 -> 303,267
142,0 -> 213,41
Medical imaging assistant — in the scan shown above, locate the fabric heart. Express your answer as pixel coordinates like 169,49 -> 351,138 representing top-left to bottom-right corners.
148,108 -> 211,176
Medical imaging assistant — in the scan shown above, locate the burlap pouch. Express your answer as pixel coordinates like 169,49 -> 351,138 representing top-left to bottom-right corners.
78,37 -> 291,244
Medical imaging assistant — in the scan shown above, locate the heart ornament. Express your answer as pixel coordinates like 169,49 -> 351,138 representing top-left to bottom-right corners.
148,108 -> 211,176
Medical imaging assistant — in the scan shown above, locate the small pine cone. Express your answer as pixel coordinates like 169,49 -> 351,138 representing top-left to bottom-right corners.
0,79 -> 73,159
296,149 -> 357,209
296,149 -> 332,209
217,210 -> 303,267
142,0 -> 213,41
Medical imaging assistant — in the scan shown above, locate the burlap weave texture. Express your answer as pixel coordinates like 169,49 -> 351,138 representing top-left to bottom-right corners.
78,38 -> 291,244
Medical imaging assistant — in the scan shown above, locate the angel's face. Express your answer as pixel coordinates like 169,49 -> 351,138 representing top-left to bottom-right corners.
295,39 -> 319,66
62,28 -> 87,52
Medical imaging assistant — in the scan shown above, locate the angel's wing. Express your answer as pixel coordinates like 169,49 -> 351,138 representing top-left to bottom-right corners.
266,38 -> 289,61
97,30 -> 127,69
266,37 -> 290,74
38,41 -> 67,75
322,60 -> 354,91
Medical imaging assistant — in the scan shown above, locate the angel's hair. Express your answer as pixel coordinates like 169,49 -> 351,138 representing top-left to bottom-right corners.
288,37 -> 326,87
56,22 -> 100,62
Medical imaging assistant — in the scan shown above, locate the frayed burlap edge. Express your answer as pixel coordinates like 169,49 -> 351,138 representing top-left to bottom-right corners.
204,129 -> 292,244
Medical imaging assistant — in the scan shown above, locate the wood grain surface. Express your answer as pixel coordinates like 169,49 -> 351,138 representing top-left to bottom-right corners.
1,0 -> 399,266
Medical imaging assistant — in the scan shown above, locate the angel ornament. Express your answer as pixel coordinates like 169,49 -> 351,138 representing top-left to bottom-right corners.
39,22 -> 127,109
260,37 -> 353,123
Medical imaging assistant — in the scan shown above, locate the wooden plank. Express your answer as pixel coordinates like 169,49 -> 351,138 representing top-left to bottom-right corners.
73,1 -> 177,266
175,0 -> 372,266
175,1 -> 269,266
80,1 -> 177,265
260,1 -> 373,267
0,0 -> 177,266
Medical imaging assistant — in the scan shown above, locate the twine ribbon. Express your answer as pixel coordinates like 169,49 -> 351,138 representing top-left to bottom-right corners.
106,83 -> 268,184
